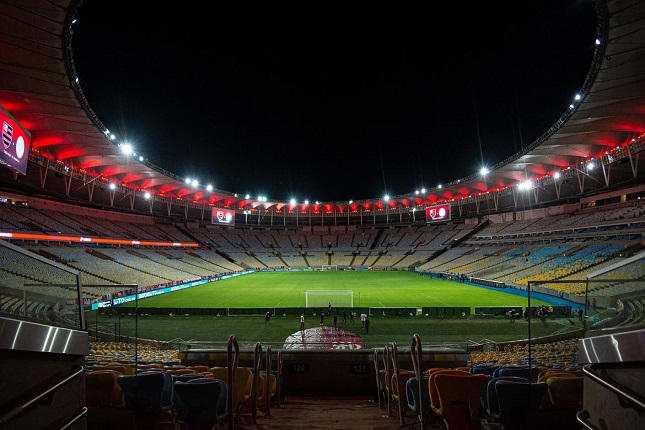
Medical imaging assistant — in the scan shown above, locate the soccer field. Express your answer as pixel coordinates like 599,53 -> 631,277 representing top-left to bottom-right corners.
125,270 -> 549,310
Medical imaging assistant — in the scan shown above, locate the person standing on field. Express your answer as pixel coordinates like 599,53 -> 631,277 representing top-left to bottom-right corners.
342,308 -> 348,323
265,310 -> 271,324
300,314 -> 305,331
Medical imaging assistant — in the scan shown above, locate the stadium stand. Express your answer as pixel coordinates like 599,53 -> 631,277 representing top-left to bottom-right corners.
2,0 -> 645,429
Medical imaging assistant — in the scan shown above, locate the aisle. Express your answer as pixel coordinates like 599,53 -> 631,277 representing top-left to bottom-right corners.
232,396 -> 436,430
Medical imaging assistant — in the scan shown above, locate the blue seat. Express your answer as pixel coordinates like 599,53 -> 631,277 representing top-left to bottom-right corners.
117,371 -> 174,429
490,379 -> 548,429
497,366 -> 540,382
405,376 -> 430,419
471,365 -> 499,376
171,373 -> 206,410
483,376 -> 529,417
174,378 -> 227,429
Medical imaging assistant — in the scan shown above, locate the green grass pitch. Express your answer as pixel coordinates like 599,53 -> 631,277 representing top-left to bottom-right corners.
94,271 -> 577,346
124,270 -> 547,309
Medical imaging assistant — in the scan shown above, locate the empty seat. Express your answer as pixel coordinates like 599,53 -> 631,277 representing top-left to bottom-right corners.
490,379 -> 548,429
173,378 -> 227,429
85,369 -> 123,407
433,373 -> 488,430
117,371 -> 174,429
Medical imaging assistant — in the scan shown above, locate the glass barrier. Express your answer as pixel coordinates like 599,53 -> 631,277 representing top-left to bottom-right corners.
0,239 -> 84,330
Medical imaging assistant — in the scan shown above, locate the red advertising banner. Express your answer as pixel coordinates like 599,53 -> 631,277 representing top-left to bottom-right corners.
0,105 -> 31,175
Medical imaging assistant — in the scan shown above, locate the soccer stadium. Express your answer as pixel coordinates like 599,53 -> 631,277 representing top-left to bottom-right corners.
0,1 -> 644,429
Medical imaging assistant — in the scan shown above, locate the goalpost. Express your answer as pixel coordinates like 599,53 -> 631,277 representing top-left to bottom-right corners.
305,290 -> 353,308
317,265 -> 338,271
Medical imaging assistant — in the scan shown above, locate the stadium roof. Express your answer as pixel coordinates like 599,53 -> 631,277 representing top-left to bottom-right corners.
0,0 -> 644,219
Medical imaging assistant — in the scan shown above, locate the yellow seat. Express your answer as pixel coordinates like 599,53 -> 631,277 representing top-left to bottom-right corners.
211,366 -> 253,415
390,369 -> 416,416
546,376 -> 583,409
166,368 -> 197,376
190,365 -> 213,376
434,373 -> 488,430
85,369 -> 123,407
428,369 -> 471,410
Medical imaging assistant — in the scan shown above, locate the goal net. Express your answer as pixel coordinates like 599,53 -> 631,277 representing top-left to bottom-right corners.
318,265 -> 337,271
305,290 -> 353,308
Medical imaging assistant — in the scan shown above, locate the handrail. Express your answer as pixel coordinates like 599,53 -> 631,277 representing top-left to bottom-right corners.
373,348 -> 382,408
390,342 -> 405,426
576,409 -> 599,430
383,345 -> 392,417
410,333 -> 426,429
576,363 -> 645,430
227,335 -> 239,430
275,349 -> 282,408
582,364 -> 645,411
59,407 -> 88,430
251,342 -> 262,424
264,344 -> 272,417
0,365 -> 85,426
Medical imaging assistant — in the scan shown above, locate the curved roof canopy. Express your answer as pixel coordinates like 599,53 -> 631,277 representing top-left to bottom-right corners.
0,0 -> 644,219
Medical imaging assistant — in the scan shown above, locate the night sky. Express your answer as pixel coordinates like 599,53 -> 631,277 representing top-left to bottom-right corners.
70,1 -> 598,202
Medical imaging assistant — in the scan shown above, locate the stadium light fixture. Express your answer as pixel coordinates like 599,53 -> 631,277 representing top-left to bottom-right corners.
120,143 -> 133,155
206,184 -> 213,191
109,183 -> 116,190
480,167 -> 489,176
191,179 -> 198,187
290,198 -> 296,205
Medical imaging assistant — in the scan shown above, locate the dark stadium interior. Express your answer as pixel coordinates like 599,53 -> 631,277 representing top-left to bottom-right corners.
1,1 -> 645,430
